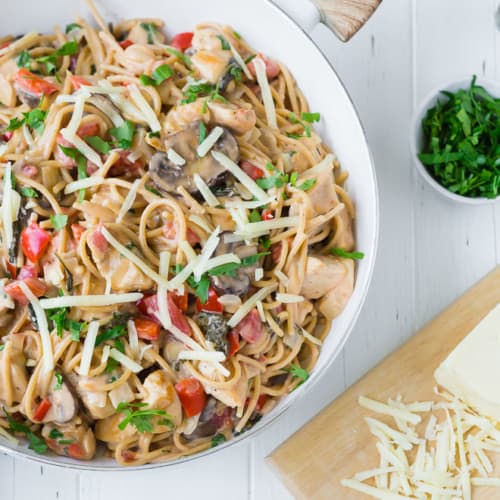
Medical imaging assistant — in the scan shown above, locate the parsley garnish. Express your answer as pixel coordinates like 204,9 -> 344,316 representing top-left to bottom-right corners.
17,50 -> 32,68
233,31 -> 242,40
140,22 -> 158,44
145,185 -> 161,196
50,214 -> 68,231
229,65 -> 243,82
85,135 -> 111,154
249,209 -> 261,223
211,433 -> 226,447
110,121 -> 135,149
54,372 -> 63,391
297,178 -> 316,191
301,112 -> 321,123
139,64 -> 174,86
6,107 -> 47,134
187,273 -> 210,304
20,186 -> 39,198
256,171 -> 289,190
289,112 -> 320,138
117,402 -> 173,433
166,47 -> 192,67
47,305 -> 86,339
95,324 -> 127,346
206,252 -> 270,278
49,428 -> 63,439
216,35 -> 230,50
284,364 -> 309,386
148,131 -> 161,138
330,248 -> 365,260
65,23 -> 82,34
36,41 -> 79,74
0,344 -> 5,351
199,122 -> 207,144
8,416 -> 47,454
58,145 -> 88,202
260,235 -> 271,249
418,75 -> 500,199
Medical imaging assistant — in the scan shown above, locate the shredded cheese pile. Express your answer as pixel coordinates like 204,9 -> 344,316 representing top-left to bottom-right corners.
342,392 -> 500,499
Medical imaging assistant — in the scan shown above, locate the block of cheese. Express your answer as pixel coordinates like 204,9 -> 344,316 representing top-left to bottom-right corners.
435,303 -> 500,420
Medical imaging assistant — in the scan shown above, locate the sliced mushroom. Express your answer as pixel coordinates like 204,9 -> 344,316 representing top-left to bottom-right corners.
40,375 -> 78,424
149,120 -> 239,196
87,94 -> 124,127
13,83 -> 40,108
209,234 -> 258,297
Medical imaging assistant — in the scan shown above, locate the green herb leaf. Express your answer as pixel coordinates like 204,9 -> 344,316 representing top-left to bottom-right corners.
5,117 -> 24,132
50,214 -> 68,231
110,121 -> 135,149
65,23 -> 82,34
20,186 -> 39,198
139,64 -> 173,87
216,35 -> 231,50
166,47 -> 192,67
301,112 -> 320,123
117,402 -> 173,434
36,41 -> 79,74
23,108 -> 48,134
240,252 -> 270,266
188,273 -> 210,304
54,372 -> 63,391
49,428 -> 64,439
249,209 -> 261,223
57,439 -> 75,445
58,144 -> 80,159
27,431 -> 48,454
0,344 -> 5,351
140,22 -> 158,44
17,50 -> 32,68
211,433 -> 226,447
259,235 -> 271,249
229,65 -> 243,82
330,248 -> 365,260
233,31 -> 241,40
284,363 -> 309,386
256,172 -> 289,190
85,135 -> 111,154
297,178 -> 316,191
47,307 -> 67,337
148,131 -> 161,138
95,324 -> 127,347
145,185 -> 161,196
199,122 -> 207,145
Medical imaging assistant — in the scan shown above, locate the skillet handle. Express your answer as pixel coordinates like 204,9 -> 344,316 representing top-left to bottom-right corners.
311,0 -> 382,42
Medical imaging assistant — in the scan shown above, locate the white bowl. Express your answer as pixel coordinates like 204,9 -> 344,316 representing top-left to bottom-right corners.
410,77 -> 500,205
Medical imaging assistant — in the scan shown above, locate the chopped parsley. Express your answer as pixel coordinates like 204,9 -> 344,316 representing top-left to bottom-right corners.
211,433 -> 227,447
20,186 -> 39,198
117,402 -> 173,433
330,248 -> 365,260
17,50 -> 32,68
199,122 -> 207,144
187,273 -> 210,304
249,209 -> 261,223
110,121 -> 135,149
145,185 -> 161,196
181,81 -> 226,105
166,47 -> 192,67
54,372 -> 63,391
0,344 -> 5,351
85,135 -> 111,154
216,35 -> 231,50
418,75 -> 500,199
256,171 -> 289,190
36,41 -> 79,74
139,63 -> 174,86
6,107 -> 47,134
207,252 -> 270,278
289,112 -> 320,138
140,22 -> 158,44
297,178 -> 316,191
8,416 -> 47,454
284,364 -> 309,387
48,428 -> 64,439
65,23 -> 82,34
50,214 -> 68,231
58,145 -> 88,202
95,323 -> 127,347
47,305 -> 86,339
229,65 -> 243,82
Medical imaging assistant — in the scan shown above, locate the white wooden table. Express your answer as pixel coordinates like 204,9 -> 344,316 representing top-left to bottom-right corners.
1,0 -> 499,498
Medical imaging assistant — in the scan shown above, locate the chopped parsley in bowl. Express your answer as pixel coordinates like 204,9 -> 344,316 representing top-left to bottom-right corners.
412,76 -> 500,204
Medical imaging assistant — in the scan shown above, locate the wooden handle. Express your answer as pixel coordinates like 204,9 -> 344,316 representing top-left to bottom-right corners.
311,0 -> 382,42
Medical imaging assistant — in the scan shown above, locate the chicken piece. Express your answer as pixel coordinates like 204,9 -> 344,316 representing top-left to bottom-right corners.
319,258 -> 354,320
0,337 -> 28,405
300,255 -> 348,300
190,27 -> 232,83
143,370 -> 182,426
295,299 -> 313,326
163,98 -> 256,136
308,170 -> 338,216
95,412 -> 137,445
39,374 -> 78,424
330,207 -> 355,252
43,420 -> 96,460
67,373 -> 115,420
87,227 -> 153,292
203,374 -> 247,409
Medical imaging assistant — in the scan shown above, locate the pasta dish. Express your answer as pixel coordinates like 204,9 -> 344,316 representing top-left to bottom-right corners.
0,2 -> 359,465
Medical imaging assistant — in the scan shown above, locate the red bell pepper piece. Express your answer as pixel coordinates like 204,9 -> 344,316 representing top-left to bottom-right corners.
175,378 -> 206,417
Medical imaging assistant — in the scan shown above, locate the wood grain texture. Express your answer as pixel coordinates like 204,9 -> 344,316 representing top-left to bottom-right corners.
268,267 -> 500,499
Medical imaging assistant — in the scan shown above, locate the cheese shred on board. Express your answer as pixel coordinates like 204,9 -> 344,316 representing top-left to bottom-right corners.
0,12 -> 360,467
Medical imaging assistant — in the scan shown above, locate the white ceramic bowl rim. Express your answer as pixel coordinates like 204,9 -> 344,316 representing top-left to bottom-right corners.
410,76 -> 500,206
0,0 -> 379,471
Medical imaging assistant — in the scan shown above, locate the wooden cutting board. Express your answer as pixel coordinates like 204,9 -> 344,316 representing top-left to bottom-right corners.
267,266 -> 500,499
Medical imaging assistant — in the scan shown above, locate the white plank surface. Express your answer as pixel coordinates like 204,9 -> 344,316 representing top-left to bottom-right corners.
2,0 -> 499,499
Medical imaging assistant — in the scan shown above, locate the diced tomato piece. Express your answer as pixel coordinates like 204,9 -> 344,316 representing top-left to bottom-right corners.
231,309 -> 263,344
170,32 -> 194,52
70,75 -> 90,90
256,394 -> 267,412
175,378 -> 206,417
119,39 -> 134,50
240,160 -> 264,180
0,41 -> 11,50
270,242 -> 282,264
14,69 -> 59,97
17,264 -> 39,280
71,223 -> 85,243
33,398 -> 52,421
261,209 -> 274,221
195,287 -> 223,314
5,260 -> 17,279
5,277 -> 48,305
133,317 -> 161,341
67,443 -> 85,460
248,54 -> 281,80
89,225 -> 108,253
77,121 -> 100,138
121,449 -> 136,462
187,228 -> 200,246
227,329 -> 240,358
21,164 -> 38,178
171,290 -> 188,312
21,223 -> 51,262
1,131 -> 13,142
137,293 -> 192,337
55,135 -> 76,167
163,221 -> 200,246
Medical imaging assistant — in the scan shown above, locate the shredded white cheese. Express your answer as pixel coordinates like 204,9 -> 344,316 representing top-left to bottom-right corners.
188,214 -> 213,234
203,253 -> 241,274
101,227 -> 170,288
22,124 -> 35,149
64,93 -> 85,136
157,251 -> 172,329
128,84 -> 161,132
2,163 -> 15,252
116,179 -> 140,223
101,344 -> 111,365
167,147 -> 186,166
109,347 -> 142,373
300,153 -> 335,180
127,320 -> 139,359
60,130 -> 104,168
253,56 -> 277,129
64,176 -> 104,194
256,300 -> 266,322
193,174 -> 219,207
18,282 -> 53,371
276,293 -> 304,304
197,126 -> 224,157
274,269 -> 289,286
228,285 -> 276,328
177,350 -> 226,362
229,43 -> 253,80
300,326 -> 322,346
224,197 -> 275,209
240,216 -> 300,235
359,396 -> 422,425
255,268 -> 264,281
78,320 -> 99,376
192,226 -> 220,282
211,151 -> 268,201
39,293 -> 143,309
